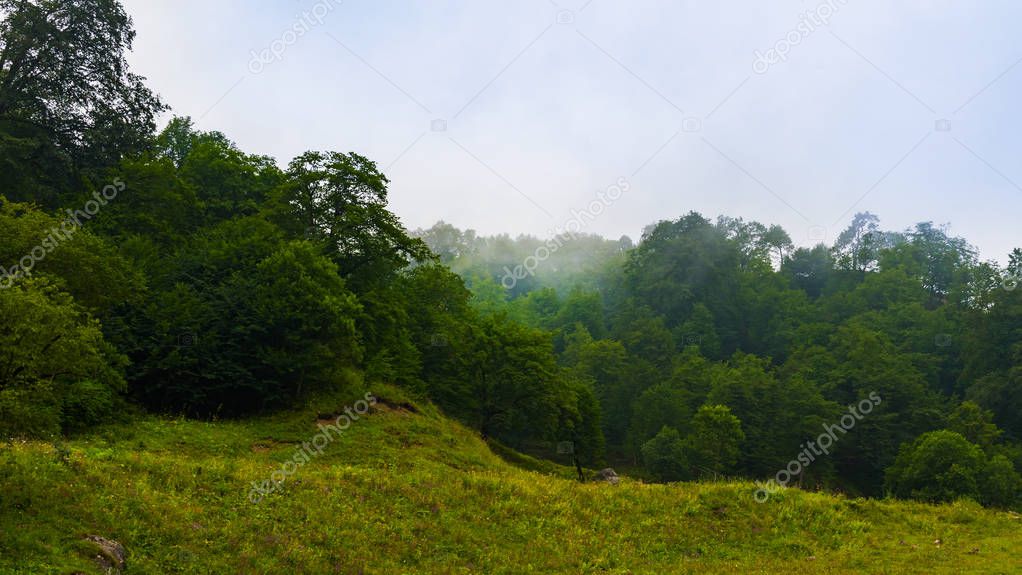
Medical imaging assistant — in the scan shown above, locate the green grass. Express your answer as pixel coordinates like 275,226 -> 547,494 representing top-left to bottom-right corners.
2,384 -> 1021,574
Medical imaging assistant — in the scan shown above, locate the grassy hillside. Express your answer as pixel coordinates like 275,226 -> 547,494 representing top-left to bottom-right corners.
2,385 -> 1021,574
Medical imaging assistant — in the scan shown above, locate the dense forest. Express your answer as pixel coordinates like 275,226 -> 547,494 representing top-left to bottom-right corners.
2,0 -> 1021,514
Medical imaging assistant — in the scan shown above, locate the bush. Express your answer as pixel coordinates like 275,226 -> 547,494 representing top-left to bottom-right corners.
0,385 -> 61,439
885,430 -> 997,505
979,455 -> 1022,509
0,280 -> 126,437
686,404 -> 744,477
641,426 -> 689,482
61,380 -> 123,433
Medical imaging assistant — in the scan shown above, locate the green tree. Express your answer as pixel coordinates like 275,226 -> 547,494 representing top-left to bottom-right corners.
132,218 -> 362,414
557,375 -> 606,467
674,302 -> 722,359
398,264 -> 474,396
0,199 -> 144,316
885,430 -> 985,503
628,382 -> 692,453
947,401 -> 1003,451
625,213 -> 741,332
803,322 -> 942,493
832,212 -> 893,273
179,129 -> 282,224
0,279 -> 126,437
611,304 -> 675,370
685,404 -> 744,477
0,0 -> 164,193
979,455 -> 1022,509
271,150 -> 430,288
782,245 -> 834,299
641,426 -> 689,482
464,314 -> 564,445
563,329 -> 647,448
708,353 -> 838,478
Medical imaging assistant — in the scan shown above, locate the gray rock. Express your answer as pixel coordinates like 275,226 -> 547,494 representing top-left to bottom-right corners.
84,535 -> 126,573
595,467 -> 620,484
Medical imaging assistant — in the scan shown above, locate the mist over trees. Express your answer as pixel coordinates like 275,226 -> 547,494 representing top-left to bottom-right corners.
416,215 -> 1022,506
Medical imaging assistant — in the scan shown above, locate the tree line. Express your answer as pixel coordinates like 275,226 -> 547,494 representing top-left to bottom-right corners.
416,211 -> 1022,507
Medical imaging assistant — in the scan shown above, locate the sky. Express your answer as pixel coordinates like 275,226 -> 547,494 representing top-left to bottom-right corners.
120,0 -> 1022,263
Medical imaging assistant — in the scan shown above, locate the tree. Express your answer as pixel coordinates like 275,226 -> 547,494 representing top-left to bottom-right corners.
707,353 -> 838,479
0,0 -> 164,176
271,150 -> 431,288
885,430 -> 985,503
398,264 -> 474,396
84,153 -> 202,248
979,455 -> 1022,508
464,314 -> 564,445
179,128 -> 282,225
0,279 -> 126,437
558,376 -> 606,467
674,303 -> 722,359
783,245 -> 834,299
0,198 -> 144,316
611,304 -> 675,369
563,329 -> 647,448
762,224 -> 794,268
966,369 -> 1022,440
413,220 -> 474,263
685,404 -> 744,477
1008,248 -> 1022,279
879,222 -> 976,305
131,218 -> 363,415
155,116 -> 197,168
554,288 -> 607,341
625,213 -> 741,330
629,382 -> 692,452
798,322 -> 943,493
641,426 -> 689,482
947,401 -> 1003,452
832,212 -> 891,273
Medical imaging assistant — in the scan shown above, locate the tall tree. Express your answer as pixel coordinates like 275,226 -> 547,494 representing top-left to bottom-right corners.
272,151 -> 431,288
0,0 -> 164,181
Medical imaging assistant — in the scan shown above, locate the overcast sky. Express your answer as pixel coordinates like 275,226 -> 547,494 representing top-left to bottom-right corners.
120,0 -> 1021,262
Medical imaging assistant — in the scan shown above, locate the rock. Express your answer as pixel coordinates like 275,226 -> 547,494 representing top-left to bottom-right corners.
84,535 -> 127,573
595,468 -> 620,484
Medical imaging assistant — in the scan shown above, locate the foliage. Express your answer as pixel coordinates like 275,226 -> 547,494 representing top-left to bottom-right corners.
0,279 -> 126,437
685,404 -> 745,477
641,426 -> 689,482
0,0 -> 164,199
127,218 -> 362,415
885,430 -> 1021,508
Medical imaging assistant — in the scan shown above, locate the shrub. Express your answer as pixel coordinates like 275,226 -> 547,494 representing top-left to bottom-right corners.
641,426 -> 689,482
0,280 -> 126,437
979,455 -> 1022,509
885,431 -> 986,504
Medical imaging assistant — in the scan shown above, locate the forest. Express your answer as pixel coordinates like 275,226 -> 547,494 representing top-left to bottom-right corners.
2,0 -> 1021,518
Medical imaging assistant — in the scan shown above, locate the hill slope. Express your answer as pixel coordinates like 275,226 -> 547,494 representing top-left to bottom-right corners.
2,385 -> 1021,574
